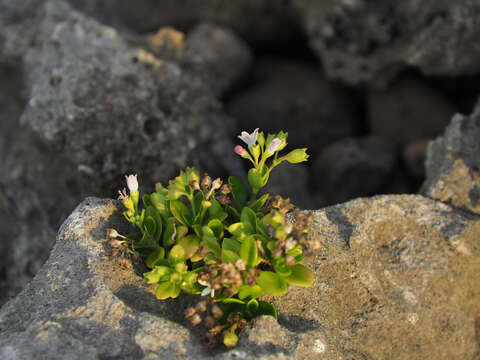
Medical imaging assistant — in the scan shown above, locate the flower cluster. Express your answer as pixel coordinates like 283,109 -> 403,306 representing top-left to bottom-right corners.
114,129 -> 316,348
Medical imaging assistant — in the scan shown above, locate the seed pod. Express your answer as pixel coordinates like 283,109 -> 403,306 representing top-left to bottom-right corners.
190,314 -> 202,326
272,248 -> 283,258
184,307 -> 196,319
211,304 -> 223,319
195,301 -> 208,313
201,174 -> 212,189
204,316 -> 216,329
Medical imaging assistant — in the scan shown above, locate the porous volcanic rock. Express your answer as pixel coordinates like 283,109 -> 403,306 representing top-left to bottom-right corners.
66,0 -> 300,47
294,0 -> 480,87
420,101 -> 480,215
312,136 -> 397,204
1,193 -> 478,359
226,59 -> 358,156
185,22 -> 253,97
0,0 -> 239,305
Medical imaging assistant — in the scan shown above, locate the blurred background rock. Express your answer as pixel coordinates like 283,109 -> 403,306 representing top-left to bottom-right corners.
1,0 -> 480,305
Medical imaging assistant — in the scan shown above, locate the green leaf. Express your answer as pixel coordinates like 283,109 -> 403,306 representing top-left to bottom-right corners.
248,168 -> 264,195
221,249 -> 239,264
286,244 -> 304,263
207,199 -> 228,222
168,244 -> 186,263
249,193 -> 269,212
143,216 -> 157,237
257,301 -> 277,319
220,298 -> 245,305
222,237 -> 241,254
143,266 -> 170,284
177,234 -> 200,259
142,194 -> 152,208
163,219 -> 176,247
240,236 -> 258,269
145,247 -> 165,268
204,236 -> 221,257
228,222 -> 253,238
155,282 -> 180,300
228,176 -> 247,211
256,271 -> 288,296
284,264 -> 314,287
207,219 -> 224,238
193,191 -> 204,217
145,206 -> 163,241
192,224 -> 203,238
273,257 -> 292,277
246,298 -> 259,314
170,200 -> 193,226
238,284 -> 263,300
240,207 -> 257,233
225,205 -> 240,220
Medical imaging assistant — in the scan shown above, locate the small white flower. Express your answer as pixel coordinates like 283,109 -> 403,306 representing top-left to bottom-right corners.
238,128 -> 259,148
125,174 -> 138,193
198,279 -> 214,297
267,138 -> 282,154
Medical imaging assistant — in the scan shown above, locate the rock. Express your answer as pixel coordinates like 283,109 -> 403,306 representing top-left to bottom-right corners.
226,59 -> 358,156
294,0 -> 480,87
2,194 -> 479,359
67,0 -> 300,47
402,139 -> 428,179
0,0 -> 240,305
185,22 -> 253,97
420,102 -> 480,215
262,162 -> 314,210
367,74 -> 456,144
312,137 -> 397,204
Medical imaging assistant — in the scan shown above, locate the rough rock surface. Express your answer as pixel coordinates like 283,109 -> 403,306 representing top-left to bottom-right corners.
185,22 -> 253,97
226,59 -> 358,155
1,193 -> 479,359
67,0 -> 300,47
367,74 -> 456,144
295,0 -> 480,87
420,102 -> 480,215
0,0 -> 240,305
313,137 -> 397,204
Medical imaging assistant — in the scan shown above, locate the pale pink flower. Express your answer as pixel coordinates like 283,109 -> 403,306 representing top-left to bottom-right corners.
238,128 -> 259,148
125,174 -> 138,193
267,138 -> 282,154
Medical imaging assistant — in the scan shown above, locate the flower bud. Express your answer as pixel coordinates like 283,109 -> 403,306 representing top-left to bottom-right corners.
284,148 -> 309,164
234,145 -> 247,157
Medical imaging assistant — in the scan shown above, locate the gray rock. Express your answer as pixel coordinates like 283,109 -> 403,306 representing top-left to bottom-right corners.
226,59 -> 358,156
420,100 -> 480,215
0,0 -> 240,305
294,0 -> 480,87
185,22 -> 253,97
1,193 -> 479,359
367,74 -> 456,144
67,0 -> 299,47
313,137 -> 397,204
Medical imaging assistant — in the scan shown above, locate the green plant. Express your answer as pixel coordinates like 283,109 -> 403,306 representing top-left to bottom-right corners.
111,129 -> 318,348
